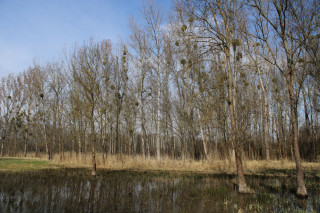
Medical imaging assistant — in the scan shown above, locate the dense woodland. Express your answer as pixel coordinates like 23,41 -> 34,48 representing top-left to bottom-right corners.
0,0 -> 319,195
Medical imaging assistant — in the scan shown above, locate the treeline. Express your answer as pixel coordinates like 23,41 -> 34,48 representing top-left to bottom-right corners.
0,0 -> 319,193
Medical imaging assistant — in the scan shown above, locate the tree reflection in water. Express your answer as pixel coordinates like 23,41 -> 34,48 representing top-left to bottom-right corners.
0,169 -> 318,212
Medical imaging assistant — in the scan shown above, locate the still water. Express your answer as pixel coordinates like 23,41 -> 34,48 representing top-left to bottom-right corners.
0,169 -> 319,212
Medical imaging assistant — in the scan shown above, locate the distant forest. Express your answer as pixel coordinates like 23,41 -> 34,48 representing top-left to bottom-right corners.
0,0 -> 319,184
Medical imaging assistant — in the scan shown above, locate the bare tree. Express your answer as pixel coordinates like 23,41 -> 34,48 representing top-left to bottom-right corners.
69,39 -> 107,176
248,0 -> 317,197
179,0 -> 252,193
143,0 -> 165,161
47,62 -> 66,161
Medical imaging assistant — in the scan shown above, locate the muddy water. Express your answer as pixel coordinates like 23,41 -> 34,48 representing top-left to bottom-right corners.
0,169 -> 319,212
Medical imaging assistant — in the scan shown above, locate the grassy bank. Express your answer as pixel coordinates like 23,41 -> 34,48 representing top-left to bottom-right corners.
0,157 -> 61,172
1,154 -> 320,178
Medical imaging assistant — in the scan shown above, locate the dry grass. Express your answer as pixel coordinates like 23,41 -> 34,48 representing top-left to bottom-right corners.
243,160 -> 320,177
2,152 -> 320,177
52,153 -> 236,174
49,152 -> 320,177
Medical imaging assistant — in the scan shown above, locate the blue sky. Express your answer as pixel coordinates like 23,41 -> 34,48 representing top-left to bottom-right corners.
0,0 -> 171,79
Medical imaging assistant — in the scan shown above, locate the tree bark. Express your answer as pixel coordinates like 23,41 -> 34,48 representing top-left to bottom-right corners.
198,108 -> 208,159
59,134 -> 62,161
226,52 -> 250,193
1,139 -> 4,157
35,140 -> 38,158
116,107 -> 121,160
45,128 -> 50,160
140,78 -> 146,158
91,129 -> 97,176
14,131 -> 17,157
156,73 -> 161,161
302,86 -> 310,128
258,67 -> 270,160
287,74 -> 308,197
24,131 -> 28,157
91,99 -> 97,176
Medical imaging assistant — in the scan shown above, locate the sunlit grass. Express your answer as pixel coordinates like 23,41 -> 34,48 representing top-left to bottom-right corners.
0,157 -> 61,172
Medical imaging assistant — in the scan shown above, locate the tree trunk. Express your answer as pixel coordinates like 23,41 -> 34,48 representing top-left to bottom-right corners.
214,128 -> 219,159
91,133 -> 97,176
91,101 -> 96,176
45,129 -> 50,160
109,125 -> 113,155
62,136 -> 65,161
146,136 -> 150,159
141,132 -> 145,158
59,134 -> 62,161
140,88 -> 146,158
156,77 -> 161,161
100,116 -> 105,165
284,103 -> 289,160
116,108 -> 121,159
302,86 -> 310,128
198,109 -> 207,159
35,140 -> 38,158
288,75 -> 308,197
24,131 -> 28,157
78,118 -> 82,157
14,131 -> 17,157
181,137 -> 185,161
42,115 -> 50,160
264,95 -> 270,160
78,133 -> 81,157
171,136 -> 175,159
1,139 -> 4,157
226,53 -> 250,193
258,66 -> 270,160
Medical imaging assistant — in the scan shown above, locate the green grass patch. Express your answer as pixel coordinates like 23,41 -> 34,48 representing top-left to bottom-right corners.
206,185 -> 230,197
189,188 -> 202,198
0,158 -> 61,172
305,178 -> 320,189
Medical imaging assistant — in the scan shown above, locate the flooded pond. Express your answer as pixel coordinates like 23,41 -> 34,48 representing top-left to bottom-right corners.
0,169 -> 319,212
